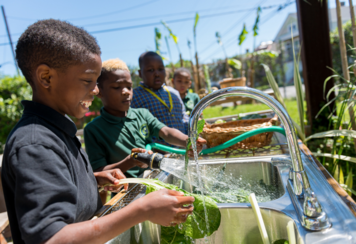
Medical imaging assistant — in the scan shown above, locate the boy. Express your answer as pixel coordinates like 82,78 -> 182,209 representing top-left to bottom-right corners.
172,68 -> 200,115
84,58 -> 206,178
2,19 -> 194,244
131,51 -> 189,145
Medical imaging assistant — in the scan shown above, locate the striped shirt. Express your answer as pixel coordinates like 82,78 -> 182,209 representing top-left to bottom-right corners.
131,82 -> 189,145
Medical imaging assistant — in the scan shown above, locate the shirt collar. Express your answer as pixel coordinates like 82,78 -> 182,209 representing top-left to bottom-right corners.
100,107 -> 136,124
140,81 -> 166,91
21,100 -> 77,137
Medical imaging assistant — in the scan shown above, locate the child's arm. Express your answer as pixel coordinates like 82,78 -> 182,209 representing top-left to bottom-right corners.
95,148 -> 150,172
45,189 -> 194,244
159,127 -> 207,151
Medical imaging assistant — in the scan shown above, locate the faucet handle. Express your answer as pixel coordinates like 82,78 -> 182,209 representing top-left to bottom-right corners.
303,188 -> 323,217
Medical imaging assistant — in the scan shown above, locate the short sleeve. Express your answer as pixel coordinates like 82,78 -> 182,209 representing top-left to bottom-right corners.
84,125 -> 108,170
131,88 -> 142,108
8,145 -> 78,244
144,109 -> 166,137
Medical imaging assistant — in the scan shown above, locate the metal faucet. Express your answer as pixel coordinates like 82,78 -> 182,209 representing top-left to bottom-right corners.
188,87 -> 331,231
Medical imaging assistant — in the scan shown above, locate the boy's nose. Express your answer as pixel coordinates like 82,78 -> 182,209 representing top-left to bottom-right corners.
122,87 -> 130,95
91,84 -> 99,95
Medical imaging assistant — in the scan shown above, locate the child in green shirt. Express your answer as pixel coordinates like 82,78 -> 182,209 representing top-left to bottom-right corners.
172,68 -> 200,115
84,59 -> 206,178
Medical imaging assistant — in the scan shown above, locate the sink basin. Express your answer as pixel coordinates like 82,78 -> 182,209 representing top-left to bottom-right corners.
196,208 -> 301,244
106,153 -> 356,244
167,158 -> 285,203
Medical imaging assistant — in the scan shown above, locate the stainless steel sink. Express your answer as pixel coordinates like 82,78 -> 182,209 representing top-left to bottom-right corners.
167,157 -> 285,203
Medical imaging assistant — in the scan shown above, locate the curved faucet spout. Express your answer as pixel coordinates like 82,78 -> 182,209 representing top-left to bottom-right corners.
188,87 -> 310,194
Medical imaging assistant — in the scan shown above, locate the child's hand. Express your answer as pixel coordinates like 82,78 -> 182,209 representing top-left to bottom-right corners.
187,137 -> 207,157
130,148 -> 153,168
141,189 -> 194,226
94,169 -> 128,192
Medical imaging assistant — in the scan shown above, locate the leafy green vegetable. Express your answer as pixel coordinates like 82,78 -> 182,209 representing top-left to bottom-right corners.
214,119 -> 225,124
185,118 -> 206,163
118,178 -> 221,243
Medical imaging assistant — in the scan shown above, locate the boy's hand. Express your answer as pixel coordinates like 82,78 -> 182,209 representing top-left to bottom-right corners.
187,137 -> 207,156
94,169 -> 128,192
130,148 -> 153,168
141,189 -> 194,226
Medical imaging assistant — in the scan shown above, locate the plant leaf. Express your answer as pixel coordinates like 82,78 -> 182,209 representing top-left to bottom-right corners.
262,64 -> 287,109
345,169 -> 353,197
312,152 -> 356,164
215,32 -> 222,45
194,12 -> 199,30
334,165 -> 339,182
228,58 -> 242,70
291,33 -> 304,134
238,23 -> 249,46
306,130 -> 356,141
339,166 -> 345,185
252,6 -> 262,36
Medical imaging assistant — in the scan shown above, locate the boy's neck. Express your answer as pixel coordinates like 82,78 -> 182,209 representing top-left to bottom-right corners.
103,107 -> 127,118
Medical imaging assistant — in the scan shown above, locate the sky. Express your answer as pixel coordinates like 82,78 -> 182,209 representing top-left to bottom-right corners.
0,0 -> 342,76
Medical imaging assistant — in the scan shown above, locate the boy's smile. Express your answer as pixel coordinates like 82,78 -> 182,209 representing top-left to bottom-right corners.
97,69 -> 133,117
33,54 -> 102,119
139,55 -> 166,90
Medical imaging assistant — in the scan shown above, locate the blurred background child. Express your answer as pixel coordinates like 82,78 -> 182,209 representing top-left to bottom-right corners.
172,68 -> 200,115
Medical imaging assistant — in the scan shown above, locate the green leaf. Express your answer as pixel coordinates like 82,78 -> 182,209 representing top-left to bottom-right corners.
194,12 -> 199,30
339,166 -> 345,185
197,118 -> 205,135
291,33 -> 304,134
161,21 -> 179,44
238,23 -> 249,46
261,64 -> 287,109
252,6 -> 262,36
306,130 -> 356,141
228,59 -> 242,70
312,152 -> 356,164
345,169 -> 353,197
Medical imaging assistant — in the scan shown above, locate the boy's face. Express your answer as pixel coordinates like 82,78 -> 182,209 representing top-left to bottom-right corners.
97,69 -> 132,116
35,54 -> 102,119
139,55 -> 166,90
173,72 -> 191,94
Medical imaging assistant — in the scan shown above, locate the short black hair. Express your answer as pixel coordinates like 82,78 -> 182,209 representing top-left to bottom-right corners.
173,67 -> 192,78
138,51 -> 162,69
16,19 -> 101,84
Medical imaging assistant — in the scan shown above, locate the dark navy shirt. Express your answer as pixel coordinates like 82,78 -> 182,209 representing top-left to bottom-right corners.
1,101 -> 102,244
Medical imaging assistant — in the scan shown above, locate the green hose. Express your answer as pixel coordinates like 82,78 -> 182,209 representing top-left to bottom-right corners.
145,126 -> 286,155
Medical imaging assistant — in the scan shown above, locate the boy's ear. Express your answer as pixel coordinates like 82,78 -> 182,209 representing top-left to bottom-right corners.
138,69 -> 142,78
35,64 -> 54,89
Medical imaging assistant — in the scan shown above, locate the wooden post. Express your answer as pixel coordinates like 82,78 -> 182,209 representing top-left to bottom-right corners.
296,0 -> 335,132
248,56 -> 255,88
336,0 -> 350,80
191,61 -> 199,92
195,52 -> 202,89
179,54 -> 184,67
349,0 -> 356,48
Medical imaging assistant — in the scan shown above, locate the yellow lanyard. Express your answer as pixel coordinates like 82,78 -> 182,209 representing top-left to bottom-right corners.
140,85 -> 173,113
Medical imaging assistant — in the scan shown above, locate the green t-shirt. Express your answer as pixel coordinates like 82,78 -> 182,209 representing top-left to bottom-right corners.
84,107 -> 166,178
182,92 -> 200,115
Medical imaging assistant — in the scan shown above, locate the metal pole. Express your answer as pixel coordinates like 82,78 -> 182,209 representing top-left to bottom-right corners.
1,6 -> 19,74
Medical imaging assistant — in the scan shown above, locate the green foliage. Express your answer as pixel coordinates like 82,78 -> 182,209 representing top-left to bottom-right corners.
252,6 -> 262,37
154,27 -> 162,55
238,24 -> 248,45
194,13 -> 199,32
330,20 -> 354,76
227,58 -> 242,70
0,75 -> 32,153
215,32 -> 222,46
